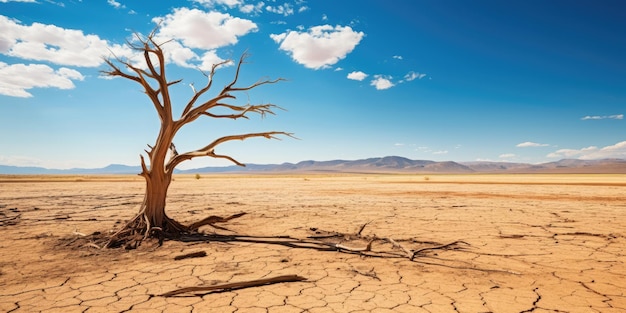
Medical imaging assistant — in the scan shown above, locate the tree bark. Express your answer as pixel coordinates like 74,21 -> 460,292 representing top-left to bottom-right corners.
139,121 -> 181,233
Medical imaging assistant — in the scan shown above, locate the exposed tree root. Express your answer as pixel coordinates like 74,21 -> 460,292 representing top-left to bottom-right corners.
158,275 -> 307,297
102,211 -> 470,264
187,212 -> 246,231
104,212 -> 246,249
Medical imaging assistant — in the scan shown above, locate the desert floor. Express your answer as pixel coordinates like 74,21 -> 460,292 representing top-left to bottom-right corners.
1,173 -> 625,313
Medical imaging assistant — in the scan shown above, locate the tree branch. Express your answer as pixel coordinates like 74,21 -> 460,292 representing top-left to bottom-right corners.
158,275 -> 307,297
165,131 -> 294,172
101,42 -> 166,122
178,53 -> 284,126
182,59 -> 233,117
206,151 -> 246,167
139,155 -> 149,177
200,103 -> 283,120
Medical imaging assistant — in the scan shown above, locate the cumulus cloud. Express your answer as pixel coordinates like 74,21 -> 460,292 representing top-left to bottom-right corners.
0,16 -> 129,97
155,8 -> 257,50
517,141 -> 550,148
581,114 -> 623,120
547,141 -> 626,160
392,55 -> 403,60
0,62 -> 84,97
370,75 -> 394,90
270,25 -> 364,70
0,15 -> 130,67
347,71 -> 367,81
150,8 -> 257,70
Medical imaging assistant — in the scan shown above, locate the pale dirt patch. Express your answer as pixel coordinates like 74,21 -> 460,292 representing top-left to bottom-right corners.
1,174 -> 625,312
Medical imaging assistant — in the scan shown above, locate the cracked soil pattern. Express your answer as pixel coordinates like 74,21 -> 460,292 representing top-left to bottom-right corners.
1,174 -> 625,312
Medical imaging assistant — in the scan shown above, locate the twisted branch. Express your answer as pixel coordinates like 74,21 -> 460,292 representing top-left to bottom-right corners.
166,131 -> 295,172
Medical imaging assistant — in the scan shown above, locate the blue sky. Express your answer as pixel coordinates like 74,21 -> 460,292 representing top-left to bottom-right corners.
1,0 -> 625,170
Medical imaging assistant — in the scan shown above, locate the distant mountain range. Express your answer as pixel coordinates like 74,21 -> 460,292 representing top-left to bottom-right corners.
2,156 -> 626,174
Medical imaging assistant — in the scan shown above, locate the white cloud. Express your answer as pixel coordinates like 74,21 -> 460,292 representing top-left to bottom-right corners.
107,0 -> 124,9
499,153 -> 515,158
149,8 -> 257,70
0,62 -> 84,97
432,150 -> 448,155
404,71 -> 426,82
347,71 -> 367,81
517,141 -> 550,148
392,55 -> 403,60
0,15 -> 130,67
370,75 -> 394,90
155,8 -> 257,50
394,143 -> 405,146
270,25 -> 364,70
240,2 -> 264,14
547,141 -> 626,160
581,114 -> 623,120
198,50 -> 230,71
322,14 -> 328,21
266,3 -> 294,16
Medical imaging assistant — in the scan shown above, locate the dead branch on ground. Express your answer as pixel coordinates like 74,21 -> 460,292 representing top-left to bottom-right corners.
174,251 -> 207,260
158,275 -> 307,297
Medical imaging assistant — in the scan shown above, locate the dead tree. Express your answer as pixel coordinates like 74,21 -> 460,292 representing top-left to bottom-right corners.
101,31 -> 292,249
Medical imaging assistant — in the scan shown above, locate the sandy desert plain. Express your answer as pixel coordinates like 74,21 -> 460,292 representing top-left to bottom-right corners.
1,173 -> 625,313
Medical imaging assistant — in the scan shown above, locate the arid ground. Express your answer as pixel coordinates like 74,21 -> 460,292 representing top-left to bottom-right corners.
1,173 -> 625,312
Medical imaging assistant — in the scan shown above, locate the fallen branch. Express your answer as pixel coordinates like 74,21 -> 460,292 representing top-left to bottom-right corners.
159,275 -> 307,297
83,242 -> 102,249
0,214 -> 21,226
73,230 -> 87,237
356,221 -> 371,236
351,266 -> 380,281
411,240 -> 469,260
335,240 -> 373,252
388,237 -> 414,259
174,251 -> 207,260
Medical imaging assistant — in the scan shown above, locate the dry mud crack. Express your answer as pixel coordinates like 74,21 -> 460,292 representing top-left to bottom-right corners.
1,174 -> 625,312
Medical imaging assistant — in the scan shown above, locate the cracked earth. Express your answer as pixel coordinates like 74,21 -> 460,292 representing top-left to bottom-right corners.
1,174 -> 625,312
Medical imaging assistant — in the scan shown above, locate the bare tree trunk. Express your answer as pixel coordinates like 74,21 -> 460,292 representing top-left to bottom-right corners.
142,170 -> 170,230
138,123 -> 186,235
